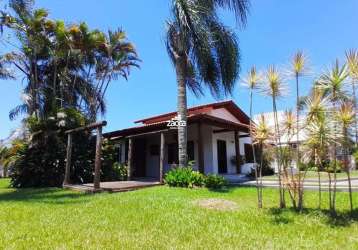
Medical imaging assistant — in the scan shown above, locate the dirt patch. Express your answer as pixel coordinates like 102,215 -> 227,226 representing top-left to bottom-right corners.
193,198 -> 238,211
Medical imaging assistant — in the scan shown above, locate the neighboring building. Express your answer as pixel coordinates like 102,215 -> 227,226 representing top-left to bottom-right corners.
104,100 -> 255,181
253,111 -> 355,172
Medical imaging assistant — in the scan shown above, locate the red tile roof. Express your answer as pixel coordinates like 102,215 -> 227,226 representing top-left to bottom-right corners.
134,100 -> 250,125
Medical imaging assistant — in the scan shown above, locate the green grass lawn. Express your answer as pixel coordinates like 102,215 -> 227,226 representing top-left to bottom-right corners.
262,170 -> 358,181
1,178 -> 358,249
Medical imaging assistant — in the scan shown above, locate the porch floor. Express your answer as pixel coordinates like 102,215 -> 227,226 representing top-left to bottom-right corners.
63,178 -> 161,193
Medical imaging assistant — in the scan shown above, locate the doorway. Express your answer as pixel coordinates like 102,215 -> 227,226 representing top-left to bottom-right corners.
133,138 -> 146,177
217,140 -> 227,174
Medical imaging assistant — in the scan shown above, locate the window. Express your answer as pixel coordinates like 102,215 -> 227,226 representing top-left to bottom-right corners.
167,141 -> 195,164
188,141 -> 195,162
168,143 -> 178,164
244,144 -> 254,163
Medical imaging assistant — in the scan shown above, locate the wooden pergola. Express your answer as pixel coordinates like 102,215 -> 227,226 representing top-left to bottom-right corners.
62,121 -> 107,190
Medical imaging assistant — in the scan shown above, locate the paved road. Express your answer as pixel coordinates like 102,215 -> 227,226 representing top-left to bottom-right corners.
239,179 -> 358,192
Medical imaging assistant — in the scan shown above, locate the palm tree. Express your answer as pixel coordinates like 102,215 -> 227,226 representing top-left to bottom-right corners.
303,116 -> 335,209
288,51 -> 308,210
262,65 -> 287,208
317,60 -> 349,213
252,114 -> 274,208
281,109 -> 298,208
302,87 -> 329,208
242,66 -> 262,202
335,102 -> 355,212
346,49 -> 358,147
166,0 -> 250,167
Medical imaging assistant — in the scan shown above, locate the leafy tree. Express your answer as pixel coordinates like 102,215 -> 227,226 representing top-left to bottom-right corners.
165,0 -> 249,167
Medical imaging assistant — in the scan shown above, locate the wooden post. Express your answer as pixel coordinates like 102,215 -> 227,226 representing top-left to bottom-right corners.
127,138 -> 133,180
94,126 -> 102,189
63,133 -> 72,186
160,132 -> 165,183
234,131 -> 241,174
197,122 -> 204,173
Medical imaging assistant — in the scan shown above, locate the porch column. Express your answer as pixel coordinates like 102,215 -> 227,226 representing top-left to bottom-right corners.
63,133 -> 72,186
94,126 -> 103,189
234,131 -> 241,174
127,138 -> 133,180
160,132 -> 165,184
197,122 -> 204,173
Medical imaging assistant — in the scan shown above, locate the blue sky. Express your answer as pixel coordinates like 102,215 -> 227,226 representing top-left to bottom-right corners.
0,0 -> 357,139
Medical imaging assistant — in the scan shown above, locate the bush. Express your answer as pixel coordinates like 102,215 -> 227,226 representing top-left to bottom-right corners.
9,109 -> 123,188
112,162 -> 128,181
164,166 -> 205,188
204,174 -> 227,189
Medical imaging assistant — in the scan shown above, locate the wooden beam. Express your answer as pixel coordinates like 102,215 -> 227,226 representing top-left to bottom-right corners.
65,121 -> 107,134
159,132 -> 165,184
127,129 -> 170,138
127,138 -> 133,181
213,129 -> 231,134
234,131 -> 241,174
197,122 -> 204,173
63,133 -> 72,186
93,126 -> 103,189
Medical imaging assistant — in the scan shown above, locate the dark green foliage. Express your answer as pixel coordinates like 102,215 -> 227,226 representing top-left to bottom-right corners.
204,174 -> 227,189
165,167 -> 205,188
9,109 -> 120,187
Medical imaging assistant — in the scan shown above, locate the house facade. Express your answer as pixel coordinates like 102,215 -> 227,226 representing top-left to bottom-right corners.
104,101 -> 255,181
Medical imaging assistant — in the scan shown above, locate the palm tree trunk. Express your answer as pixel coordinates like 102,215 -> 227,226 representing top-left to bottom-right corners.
296,74 -> 304,210
258,143 -> 264,208
272,97 -> 285,208
343,127 -> 354,212
332,99 -> 338,213
176,57 -> 188,167
318,168 -> 321,209
249,88 -> 260,208
352,80 -> 358,147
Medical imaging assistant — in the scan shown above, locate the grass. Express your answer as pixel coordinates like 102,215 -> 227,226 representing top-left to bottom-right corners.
1,178 -> 358,249
262,170 -> 358,181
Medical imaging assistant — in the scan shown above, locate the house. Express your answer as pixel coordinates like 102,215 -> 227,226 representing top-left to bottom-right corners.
104,100 -> 255,181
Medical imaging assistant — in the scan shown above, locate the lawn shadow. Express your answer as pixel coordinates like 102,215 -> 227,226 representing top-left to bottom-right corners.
0,187 -> 92,205
267,206 -> 358,227
206,186 -> 236,193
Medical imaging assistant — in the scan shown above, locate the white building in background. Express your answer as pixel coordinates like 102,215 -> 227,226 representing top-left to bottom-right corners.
253,111 -> 355,172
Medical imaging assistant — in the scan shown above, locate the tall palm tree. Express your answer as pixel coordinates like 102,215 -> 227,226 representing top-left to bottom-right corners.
288,51 -> 308,210
317,59 -> 349,213
166,0 -> 250,167
262,65 -> 287,208
252,114 -> 274,208
346,49 -> 358,147
242,66 -> 262,199
335,102 -> 355,212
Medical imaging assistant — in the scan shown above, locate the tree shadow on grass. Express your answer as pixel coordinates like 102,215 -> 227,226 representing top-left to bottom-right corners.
0,187 -> 92,205
268,207 -> 358,227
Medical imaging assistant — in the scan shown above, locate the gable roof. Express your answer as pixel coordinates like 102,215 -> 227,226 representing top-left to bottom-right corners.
134,100 -> 250,125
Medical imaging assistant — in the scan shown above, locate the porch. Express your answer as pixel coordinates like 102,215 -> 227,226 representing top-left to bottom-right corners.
105,113 -> 253,181
63,178 -> 161,193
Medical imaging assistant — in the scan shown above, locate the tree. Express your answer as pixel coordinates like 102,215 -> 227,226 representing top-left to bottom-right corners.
262,65 -> 287,208
302,88 -> 330,208
242,66 -> 262,204
252,114 -> 274,208
335,101 -> 355,212
345,49 -> 358,147
317,60 -> 349,213
166,0 -> 250,167
288,51 -> 308,210
1,0 -> 139,122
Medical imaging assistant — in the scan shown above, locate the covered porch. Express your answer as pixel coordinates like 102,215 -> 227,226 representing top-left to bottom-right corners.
105,113 -> 252,182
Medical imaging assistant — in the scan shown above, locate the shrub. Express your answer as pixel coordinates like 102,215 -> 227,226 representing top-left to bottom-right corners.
164,166 -> 205,188
112,162 -> 128,181
204,174 -> 227,189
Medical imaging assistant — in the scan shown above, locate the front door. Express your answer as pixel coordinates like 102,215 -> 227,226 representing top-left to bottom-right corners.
133,139 -> 146,177
217,140 -> 227,174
